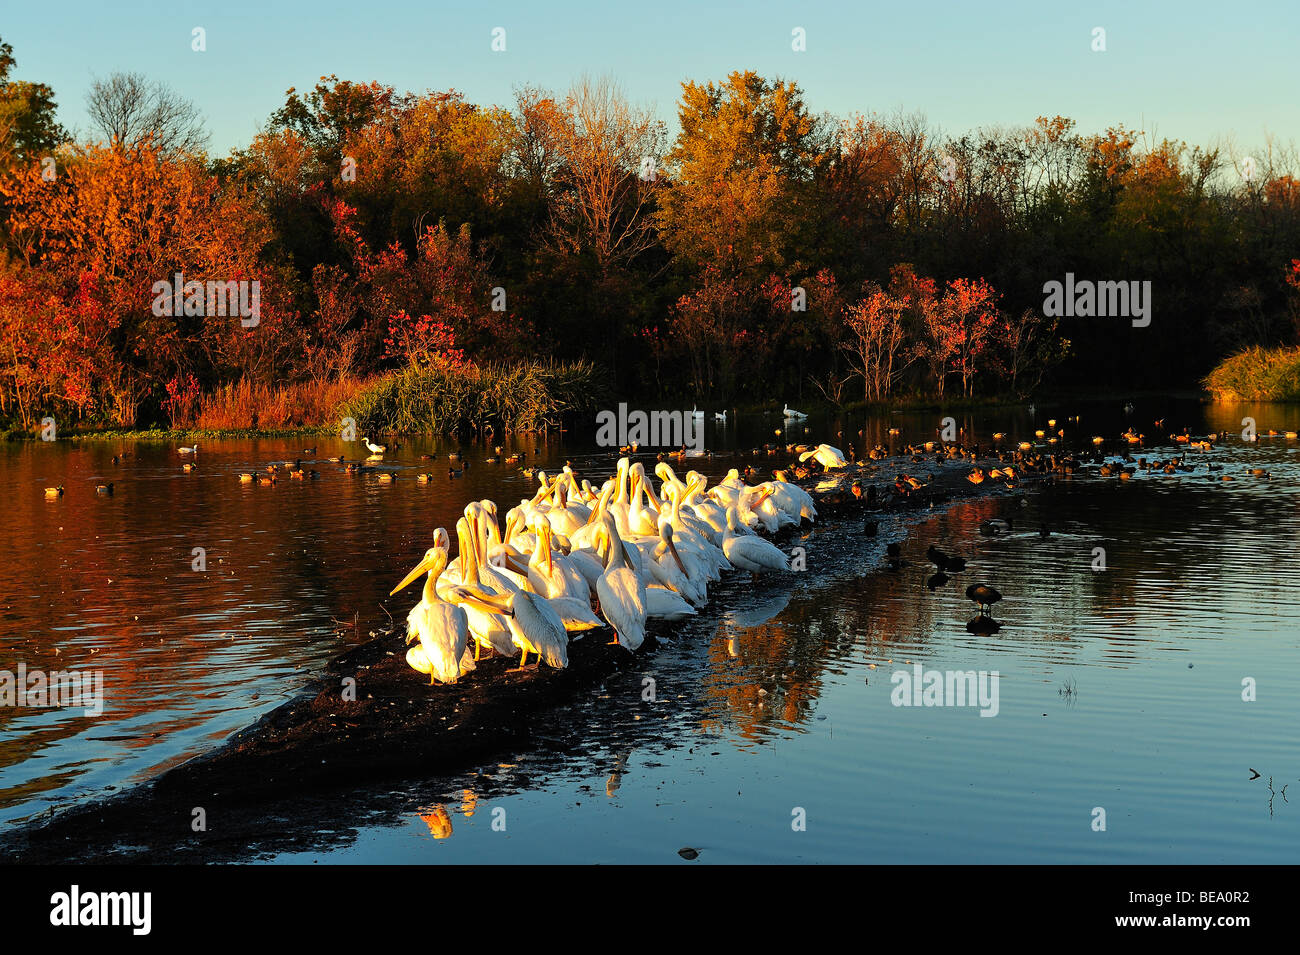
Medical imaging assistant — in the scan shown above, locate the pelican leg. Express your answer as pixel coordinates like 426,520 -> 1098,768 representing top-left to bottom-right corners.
474,640 -> 482,661
511,647 -> 529,672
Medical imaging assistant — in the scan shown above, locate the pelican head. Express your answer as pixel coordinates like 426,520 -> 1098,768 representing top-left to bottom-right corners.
391,529 -> 451,596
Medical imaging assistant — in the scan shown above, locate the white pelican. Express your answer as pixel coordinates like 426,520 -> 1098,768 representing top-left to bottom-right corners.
783,404 -> 808,420
722,507 -> 790,577
467,502 -> 531,593
594,516 -> 647,651
627,465 -> 662,537
526,517 -> 589,601
744,485 -> 795,534
658,524 -> 708,606
178,443 -> 198,454
769,471 -> 818,522
646,585 -> 696,619
681,473 -> 727,545
391,530 -> 475,685
606,458 -> 634,537
442,517 -> 518,658
362,436 -> 386,455
799,443 -> 848,470
451,586 -> 569,670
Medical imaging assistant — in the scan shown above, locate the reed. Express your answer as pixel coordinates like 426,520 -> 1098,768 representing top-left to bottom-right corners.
188,377 -> 369,430
342,360 -> 606,434
1203,346 -> 1300,401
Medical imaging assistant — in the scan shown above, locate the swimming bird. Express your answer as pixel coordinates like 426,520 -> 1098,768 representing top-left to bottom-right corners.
362,436 -> 386,455
178,443 -> 198,454
95,483 -> 114,495
44,486 -> 64,498
966,583 -> 1002,616
783,404 -> 808,420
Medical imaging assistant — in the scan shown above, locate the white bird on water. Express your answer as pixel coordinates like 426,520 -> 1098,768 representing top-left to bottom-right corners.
362,436 -> 386,455
799,443 -> 848,470
783,404 -> 808,420
178,443 -> 198,454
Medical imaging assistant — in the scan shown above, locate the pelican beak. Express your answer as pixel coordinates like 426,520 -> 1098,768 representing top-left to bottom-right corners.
455,587 -> 514,618
391,552 -> 438,596
668,538 -> 687,576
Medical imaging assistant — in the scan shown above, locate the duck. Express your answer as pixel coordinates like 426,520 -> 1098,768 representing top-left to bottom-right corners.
95,483 -> 114,495
966,583 -> 1002,616
44,486 -> 64,498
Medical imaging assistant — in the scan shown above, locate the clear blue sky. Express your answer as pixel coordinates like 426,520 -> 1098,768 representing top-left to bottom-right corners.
4,0 -> 1297,156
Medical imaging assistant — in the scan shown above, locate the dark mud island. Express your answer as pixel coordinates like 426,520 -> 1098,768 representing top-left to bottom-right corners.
2,441 -> 1050,863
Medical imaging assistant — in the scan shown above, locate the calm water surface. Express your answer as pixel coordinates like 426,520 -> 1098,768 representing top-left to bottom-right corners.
2,399 -> 1299,862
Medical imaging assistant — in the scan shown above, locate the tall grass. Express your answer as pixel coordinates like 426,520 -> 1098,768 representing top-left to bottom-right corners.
342,360 -> 606,434
1203,346 -> 1300,401
189,376 -> 370,430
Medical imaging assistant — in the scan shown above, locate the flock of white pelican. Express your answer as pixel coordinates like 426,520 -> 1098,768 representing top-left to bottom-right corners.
389,457 -> 820,686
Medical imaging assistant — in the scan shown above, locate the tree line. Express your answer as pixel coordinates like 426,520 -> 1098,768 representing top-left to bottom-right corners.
1,35 -> 1297,430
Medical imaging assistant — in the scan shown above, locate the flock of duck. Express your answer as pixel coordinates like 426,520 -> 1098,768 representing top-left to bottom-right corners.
388,457 -> 819,684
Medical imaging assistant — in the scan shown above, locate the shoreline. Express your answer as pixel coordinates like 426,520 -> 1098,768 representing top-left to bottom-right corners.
0,388 -> 1239,443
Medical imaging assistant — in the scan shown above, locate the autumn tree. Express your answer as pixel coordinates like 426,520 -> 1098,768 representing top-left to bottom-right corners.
2,143 -> 279,424
657,71 -> 826,281
0,37 -> 65,167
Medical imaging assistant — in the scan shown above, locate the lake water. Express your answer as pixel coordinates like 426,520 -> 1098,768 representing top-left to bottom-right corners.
2,398 -> 1299,862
